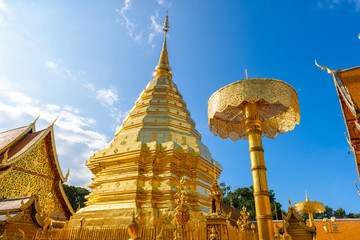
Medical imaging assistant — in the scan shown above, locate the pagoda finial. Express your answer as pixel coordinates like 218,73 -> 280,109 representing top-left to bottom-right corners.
163,10 -> 169,33
306,191 -> 309,202
154,12 -> 172,79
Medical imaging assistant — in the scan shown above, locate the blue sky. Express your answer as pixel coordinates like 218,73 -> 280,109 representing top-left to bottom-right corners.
0,0 -> 359,214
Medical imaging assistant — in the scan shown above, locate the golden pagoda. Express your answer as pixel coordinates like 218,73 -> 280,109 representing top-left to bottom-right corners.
69,14 -> 222,228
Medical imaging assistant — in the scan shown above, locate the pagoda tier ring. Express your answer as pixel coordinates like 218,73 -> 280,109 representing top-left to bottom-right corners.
208,78 -> 300,141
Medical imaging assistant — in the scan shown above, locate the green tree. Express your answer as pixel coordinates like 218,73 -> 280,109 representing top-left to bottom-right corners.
346,213 -> 360,218
314,205 -> 334,219
220,183 -> 283,220
334,208 -> 346,219
62,184 -> 90,211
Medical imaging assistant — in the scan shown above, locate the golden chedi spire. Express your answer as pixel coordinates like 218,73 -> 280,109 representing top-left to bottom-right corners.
154,12 -> 172,79
71,12 -> 222,228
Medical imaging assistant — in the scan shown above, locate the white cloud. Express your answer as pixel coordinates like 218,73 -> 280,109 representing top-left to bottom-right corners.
96,89 -> 119,106
115,0 -> 143,43
0,0 -> 7,26
115,0 -> 172,44
87,83 -> 119,107
317,0 -> 360,11
86,83 -> 128,131
0,81 -> 109,187
4,91 -> 32,104
0,0 -> 7,12
45,60 -> 57,69
156,0 -> 172,7
149,10 -> 163,43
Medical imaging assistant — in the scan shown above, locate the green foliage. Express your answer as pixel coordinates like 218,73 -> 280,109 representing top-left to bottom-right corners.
346,213 -> 360,218
220,183 -> 283,220
314,205 -> 334,219
62,184 -> 90,211
334,207 -> 346,219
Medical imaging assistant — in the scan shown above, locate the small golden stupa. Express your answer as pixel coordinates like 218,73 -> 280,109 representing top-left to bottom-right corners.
68,13 -> 222,228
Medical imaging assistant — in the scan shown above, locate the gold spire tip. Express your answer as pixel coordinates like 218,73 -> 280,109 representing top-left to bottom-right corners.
306,191 -> 309,201
163,12 -> 169,33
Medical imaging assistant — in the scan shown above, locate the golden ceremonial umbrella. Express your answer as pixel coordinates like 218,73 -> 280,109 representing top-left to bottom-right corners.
208,78 -> 300,240
295,193 -> 325,227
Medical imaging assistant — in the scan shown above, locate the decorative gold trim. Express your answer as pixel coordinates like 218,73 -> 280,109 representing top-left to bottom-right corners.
64,169 -> 70,182
5,211 -> 24,223
58,181 -> 75,214
315,60 -> 333,74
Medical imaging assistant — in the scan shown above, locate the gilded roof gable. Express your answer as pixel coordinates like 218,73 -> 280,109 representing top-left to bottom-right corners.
0,120 -> 74,218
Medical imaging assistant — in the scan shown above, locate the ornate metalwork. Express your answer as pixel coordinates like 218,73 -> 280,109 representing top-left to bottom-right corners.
237,206 -> 251,231
208,77 -> 300,240
208,78 -> 300,141
205,170 -> 229,240
174,177 -> 190,240
294,193 -> 325,227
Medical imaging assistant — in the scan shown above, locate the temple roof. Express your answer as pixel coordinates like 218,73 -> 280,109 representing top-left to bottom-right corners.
0,119 -> 74,216
1,129 -> 47,165
0,195 -> 44,226
0,124 -> 35,155
221,203 -> 242,227
328,66 -> 360,179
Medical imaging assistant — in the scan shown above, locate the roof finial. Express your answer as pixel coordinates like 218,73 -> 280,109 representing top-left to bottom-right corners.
163,10 -> 169,33
32,115 -> 40,125
315,59 -> 333,74
51,115 -> 59,127
154,12 -> 172,79
306,190 -> 309,202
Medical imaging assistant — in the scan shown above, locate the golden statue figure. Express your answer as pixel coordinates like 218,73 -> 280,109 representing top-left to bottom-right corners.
127,213 -> 143,240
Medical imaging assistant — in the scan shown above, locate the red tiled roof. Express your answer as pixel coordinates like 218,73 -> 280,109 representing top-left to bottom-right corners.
0,125 -> 33,154
221,203 -> 242,227
0,195 -> 44,226
0,196 -> 32,212
1,129 -> 46,164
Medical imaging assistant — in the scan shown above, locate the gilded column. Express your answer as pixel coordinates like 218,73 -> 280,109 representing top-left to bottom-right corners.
245,103 -> 274,240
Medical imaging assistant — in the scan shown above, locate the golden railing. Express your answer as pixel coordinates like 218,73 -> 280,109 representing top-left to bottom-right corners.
35,225 -> 257,240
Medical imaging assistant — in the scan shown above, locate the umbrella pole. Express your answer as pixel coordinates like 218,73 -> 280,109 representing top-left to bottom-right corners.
245,103 -> 274,240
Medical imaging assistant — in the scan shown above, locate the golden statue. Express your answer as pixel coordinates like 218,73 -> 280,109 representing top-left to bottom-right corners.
127,213 -> 143,240
208,78 -> 300,240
